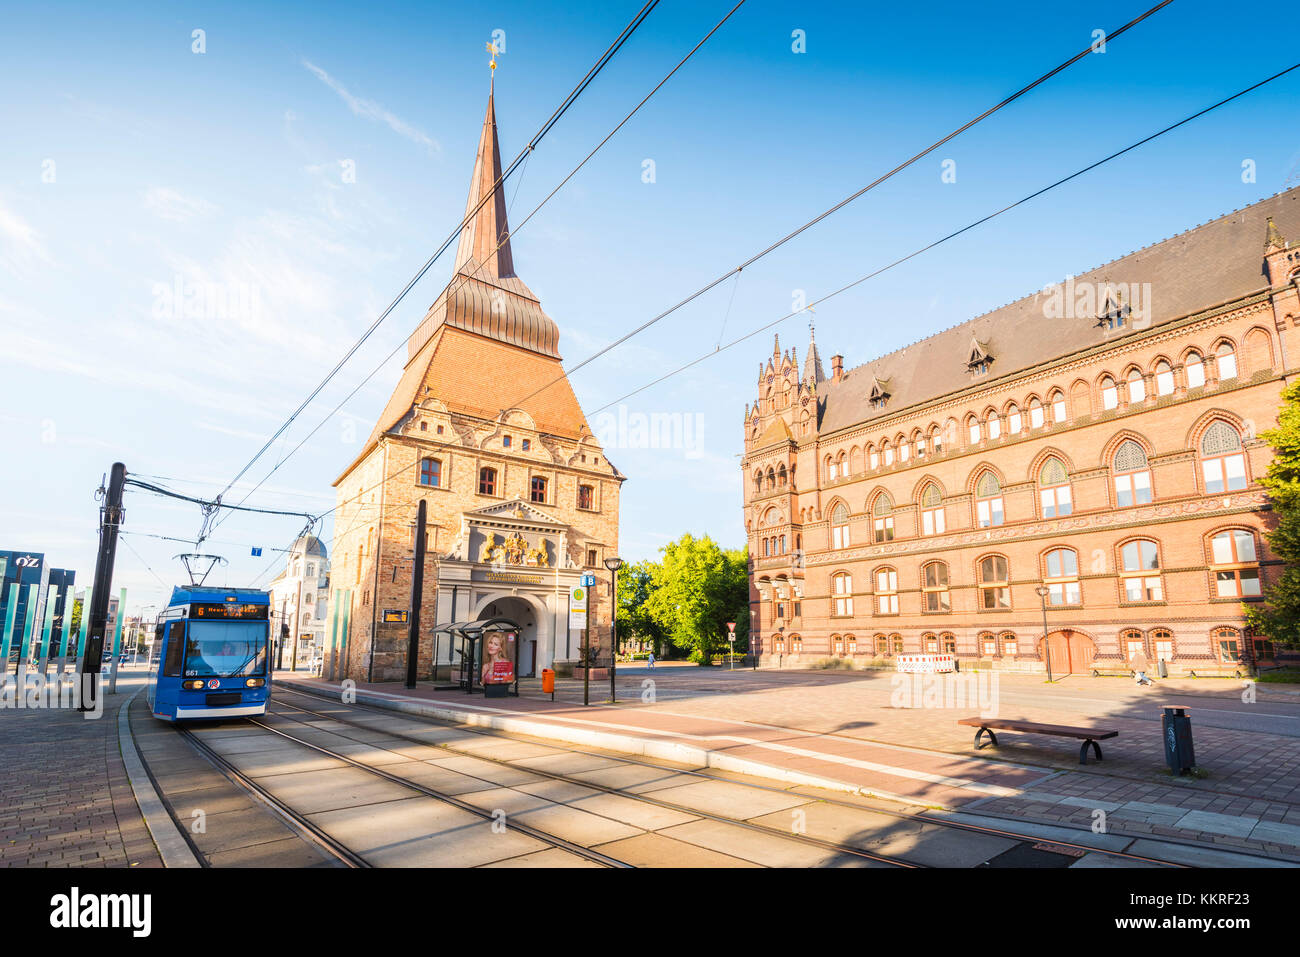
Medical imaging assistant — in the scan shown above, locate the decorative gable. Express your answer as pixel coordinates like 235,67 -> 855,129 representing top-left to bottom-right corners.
966,337 -> 992,374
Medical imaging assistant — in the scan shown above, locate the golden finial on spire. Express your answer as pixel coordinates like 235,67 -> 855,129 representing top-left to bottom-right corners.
486,40 -> 501,77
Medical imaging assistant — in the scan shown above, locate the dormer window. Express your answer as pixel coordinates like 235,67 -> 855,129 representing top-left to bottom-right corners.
966,337 -> 993,375
1097,285 -> 1130,330
868,376 -> 891,410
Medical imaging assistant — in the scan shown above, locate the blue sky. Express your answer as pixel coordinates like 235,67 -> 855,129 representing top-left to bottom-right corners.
2,0 -> 1297,614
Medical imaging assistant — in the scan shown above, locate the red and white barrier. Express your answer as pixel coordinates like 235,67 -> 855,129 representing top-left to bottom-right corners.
895,653 -> 956,674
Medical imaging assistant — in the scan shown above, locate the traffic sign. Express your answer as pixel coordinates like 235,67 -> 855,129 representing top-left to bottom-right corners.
580,573 -> 596,587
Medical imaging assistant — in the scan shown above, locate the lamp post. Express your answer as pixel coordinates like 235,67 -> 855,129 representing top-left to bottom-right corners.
1034,585 -> 1054,683
604,557 -> 623,703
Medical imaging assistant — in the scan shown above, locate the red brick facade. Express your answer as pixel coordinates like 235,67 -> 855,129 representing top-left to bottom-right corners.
743,191 -> 1300,676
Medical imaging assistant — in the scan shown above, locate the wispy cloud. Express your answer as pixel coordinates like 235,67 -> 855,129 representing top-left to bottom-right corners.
144,187 -> 217,223
0,197 -> 51,276
302,60 -> 438,154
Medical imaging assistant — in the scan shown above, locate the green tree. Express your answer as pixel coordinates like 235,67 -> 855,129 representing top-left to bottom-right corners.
1248,381 -> 1300,648
644,534 -> 749,663
615,560 -> 668,656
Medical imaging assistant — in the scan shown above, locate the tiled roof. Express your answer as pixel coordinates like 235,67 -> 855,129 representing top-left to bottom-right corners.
818,187 -> 1300,435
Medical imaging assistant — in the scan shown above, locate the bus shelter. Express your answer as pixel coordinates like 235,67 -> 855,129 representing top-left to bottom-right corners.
432,617 -> 521,698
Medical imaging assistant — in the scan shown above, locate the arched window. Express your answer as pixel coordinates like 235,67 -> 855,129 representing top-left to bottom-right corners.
1210,530 -> 1260,597
975,471 -> 1004,528
1213,626 -> 1242,664
1120,628 -> 1146,662
302,612 -> 311,625
895,635 -> 907,655
931,423 -> 946,455
868,444 -> 879,470
832,634 -> 845,656
967,415 -> 982,445
942,633 -> 957,654
872,494 -> 895,543
825,457 -> 837,482
762,538 -> 769,557
1216,341 -> 1238,381
898,434 -> 911,463
831,504 -> 850,549
1126,368 -> 1146,404
1152,628 -> 1174,664
874,634 -> 890,656
767,467 -> 777,489
778,464 -> 788,486
478,467 -> 498,496
1185,351 -> 1206,388
1049,390 -> 1067,423
920,483 -> 945,535
1029,397 -> 1045,429
832,572 -> 854,616
846,635 -> 858,655
1100,376 -> 1119,411
978,554 -> 1011,609
1154,360 -> 1175,396
922,561 -> 950,612
874,567 -> 899,615
1113,440 -> 1152,506
1200,421 -> 1248,493
1038,457 -> 1073,517
1001,633 -> 1018,657
912,430 -> 926,459
925,633 -> 940,654
1043,547 -> 1080,606
419,457 -> 442,488
753,471 -> 764,493
1120,539 -> 1163,602
986,410 -> 1002,440
882,440 -> 895,466
979,632 -> 998,657
1007,404 -> 1022,435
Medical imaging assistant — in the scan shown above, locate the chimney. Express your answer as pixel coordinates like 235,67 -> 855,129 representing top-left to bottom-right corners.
831,354 -> 843,382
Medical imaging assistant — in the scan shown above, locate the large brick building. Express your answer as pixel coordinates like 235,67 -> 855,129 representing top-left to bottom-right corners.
331,87 -> 623,682
743,189 -> 1300,676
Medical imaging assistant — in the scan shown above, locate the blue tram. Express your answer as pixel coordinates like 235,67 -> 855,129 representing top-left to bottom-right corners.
146,586 -> 271,721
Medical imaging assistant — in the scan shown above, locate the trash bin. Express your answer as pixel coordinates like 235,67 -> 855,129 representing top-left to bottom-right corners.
541,669 -> 555,694
1162,706 -> 1195,775
1157,658 -> 1168,679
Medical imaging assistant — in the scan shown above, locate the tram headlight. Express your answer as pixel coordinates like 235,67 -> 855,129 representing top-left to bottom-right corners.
183,680 -> 205,690
245,678 -> 265,688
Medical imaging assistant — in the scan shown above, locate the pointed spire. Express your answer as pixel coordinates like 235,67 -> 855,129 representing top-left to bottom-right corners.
453,90 -> 515,279
803,320 -> 825,385
1265,216 -> 1287,253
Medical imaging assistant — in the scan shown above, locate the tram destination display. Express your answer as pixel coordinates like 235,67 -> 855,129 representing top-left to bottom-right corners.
189,603 -> 269,620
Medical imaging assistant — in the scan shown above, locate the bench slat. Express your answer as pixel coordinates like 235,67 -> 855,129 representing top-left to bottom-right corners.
958,717 -> 1118,740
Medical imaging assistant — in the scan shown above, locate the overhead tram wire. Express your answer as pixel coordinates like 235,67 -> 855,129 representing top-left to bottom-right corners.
270,54 -> 1300,545
202,0 -> 661,544
500,0 -> 1177,414
211,0 -> 749,524
590,59 -> 1300,414
231,0 -> 1177,576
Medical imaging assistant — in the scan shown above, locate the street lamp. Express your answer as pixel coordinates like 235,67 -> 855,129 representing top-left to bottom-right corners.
1034,585 -> 1054,683
604,557 -> 624,703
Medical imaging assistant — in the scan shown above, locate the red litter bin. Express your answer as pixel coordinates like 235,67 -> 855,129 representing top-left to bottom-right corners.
541,669 -> 555,694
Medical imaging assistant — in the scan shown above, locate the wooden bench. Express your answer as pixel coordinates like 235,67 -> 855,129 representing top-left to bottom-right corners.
958,717 -> 1119,765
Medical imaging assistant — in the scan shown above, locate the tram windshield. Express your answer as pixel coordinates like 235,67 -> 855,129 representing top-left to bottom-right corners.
183,620 -> 268,677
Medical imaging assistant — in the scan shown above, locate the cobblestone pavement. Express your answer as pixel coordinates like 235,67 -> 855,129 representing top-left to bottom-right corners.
0,672 -> 161,868
291,665 -> 1300,860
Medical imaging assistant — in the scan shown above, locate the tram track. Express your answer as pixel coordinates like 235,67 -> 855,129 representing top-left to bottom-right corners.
269,685 -> 1199,868
255,701 -> 919,868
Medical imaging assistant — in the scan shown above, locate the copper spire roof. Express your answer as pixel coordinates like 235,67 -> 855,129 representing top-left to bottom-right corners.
405,88 -> 562,361
452,91 -> 515,279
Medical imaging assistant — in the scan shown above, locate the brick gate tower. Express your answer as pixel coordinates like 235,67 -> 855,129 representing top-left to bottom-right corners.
331,81 -> 623,683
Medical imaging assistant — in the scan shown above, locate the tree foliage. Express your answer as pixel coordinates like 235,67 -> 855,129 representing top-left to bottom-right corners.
1248,381 -> 1300,648
614,560 -> 668,655
635,534 -> 749,662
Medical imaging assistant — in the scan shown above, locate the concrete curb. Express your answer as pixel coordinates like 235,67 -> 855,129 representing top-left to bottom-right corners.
285,680 -> 930,808
117,690 -> 201,869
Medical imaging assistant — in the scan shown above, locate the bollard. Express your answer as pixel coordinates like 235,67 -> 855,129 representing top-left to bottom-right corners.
1162,706 -> 1195,775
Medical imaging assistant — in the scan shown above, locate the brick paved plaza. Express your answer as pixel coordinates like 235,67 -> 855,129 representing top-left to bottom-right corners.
0,674 -> 161,868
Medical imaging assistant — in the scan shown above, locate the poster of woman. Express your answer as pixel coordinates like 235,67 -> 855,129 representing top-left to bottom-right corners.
481,631 -> 516,685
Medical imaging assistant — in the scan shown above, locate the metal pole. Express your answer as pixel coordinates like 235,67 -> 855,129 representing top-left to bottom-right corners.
1,583 -> 18,679
406,499 -> 426,690
609,564 -> 617,704
292,572 -> 303,672
1040,593 -> 1054,683
583,594 -> 590,708
80,462 -> 125,711
108,587 -> 125,694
